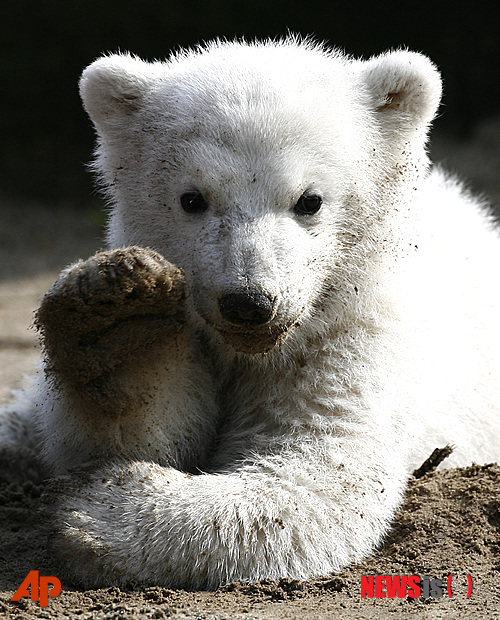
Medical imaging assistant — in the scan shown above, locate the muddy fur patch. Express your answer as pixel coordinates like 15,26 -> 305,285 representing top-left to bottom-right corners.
35,247 -> 187,410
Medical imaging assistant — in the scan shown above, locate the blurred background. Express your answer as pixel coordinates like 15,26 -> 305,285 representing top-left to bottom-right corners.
0,0 -> 499,398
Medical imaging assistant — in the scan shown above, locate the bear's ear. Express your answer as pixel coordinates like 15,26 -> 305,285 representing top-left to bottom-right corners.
361,50 -> 442,135
79,54 -> 162,130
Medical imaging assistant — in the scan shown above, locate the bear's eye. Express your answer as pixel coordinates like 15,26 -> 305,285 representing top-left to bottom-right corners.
294,194 -> 323,216
180,192 -> 209,214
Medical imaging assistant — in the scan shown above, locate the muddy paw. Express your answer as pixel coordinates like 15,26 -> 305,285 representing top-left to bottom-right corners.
35,247 -> 186,400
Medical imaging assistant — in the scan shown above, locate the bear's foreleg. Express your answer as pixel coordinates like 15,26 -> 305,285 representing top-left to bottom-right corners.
35,247 -> 217,474
48,436 -> 406,589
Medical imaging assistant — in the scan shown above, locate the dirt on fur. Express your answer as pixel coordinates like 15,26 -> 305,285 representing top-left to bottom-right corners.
35,247 -> 187,414
1,125 -> 500,618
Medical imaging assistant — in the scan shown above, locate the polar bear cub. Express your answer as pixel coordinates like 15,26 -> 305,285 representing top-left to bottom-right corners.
8,39 -> 500,588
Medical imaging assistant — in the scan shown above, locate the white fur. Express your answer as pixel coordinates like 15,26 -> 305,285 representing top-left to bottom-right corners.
2,39 -> 499,589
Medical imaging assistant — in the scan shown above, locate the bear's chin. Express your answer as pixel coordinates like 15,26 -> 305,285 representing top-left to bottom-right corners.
216,325 -> 292,355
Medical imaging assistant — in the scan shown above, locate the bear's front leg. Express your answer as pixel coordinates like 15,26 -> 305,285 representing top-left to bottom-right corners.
49,436 -> 406,589
35,247 -> 217,474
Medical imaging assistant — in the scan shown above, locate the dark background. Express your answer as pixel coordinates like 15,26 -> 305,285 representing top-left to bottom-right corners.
1,0 -> 498,206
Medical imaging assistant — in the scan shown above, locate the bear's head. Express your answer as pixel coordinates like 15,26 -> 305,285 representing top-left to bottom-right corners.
80,40 -> 441,354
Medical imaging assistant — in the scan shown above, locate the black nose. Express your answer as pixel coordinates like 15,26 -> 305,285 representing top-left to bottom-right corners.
218,290 -> 275,326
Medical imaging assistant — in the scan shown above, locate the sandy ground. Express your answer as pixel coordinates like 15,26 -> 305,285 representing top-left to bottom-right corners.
0,124 -> 499,618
